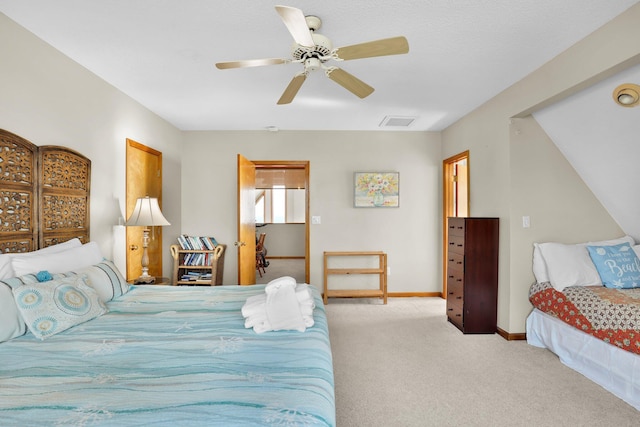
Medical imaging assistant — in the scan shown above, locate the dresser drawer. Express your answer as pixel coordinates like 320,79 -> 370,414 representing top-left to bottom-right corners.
447,251 -> 464,271
447,274 -> 464,302
447,299 -> 463,328
448,217 -> 465,237
447,234 -> 465,254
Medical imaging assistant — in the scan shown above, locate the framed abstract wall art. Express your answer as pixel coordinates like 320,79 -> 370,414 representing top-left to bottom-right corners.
354,172 -> 399,208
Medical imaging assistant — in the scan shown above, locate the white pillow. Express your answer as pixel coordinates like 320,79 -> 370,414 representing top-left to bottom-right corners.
0,283 -> 26,342
537,235 -> 635,291
0,239 -> 82,277
12,276 -> 107,340
11,242 -> 103,277
0,238 -> 82,280
67,260 -> 130,302
532,243 -> 550,283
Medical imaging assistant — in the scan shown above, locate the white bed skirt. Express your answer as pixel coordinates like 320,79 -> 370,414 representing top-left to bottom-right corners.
526,308 -> 640,411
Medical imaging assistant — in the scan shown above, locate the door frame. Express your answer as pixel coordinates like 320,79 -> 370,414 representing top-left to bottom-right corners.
237,154 -> 257,284
238,159 -> 310,284
442,150 -> 469,297
125,139 -> 164,282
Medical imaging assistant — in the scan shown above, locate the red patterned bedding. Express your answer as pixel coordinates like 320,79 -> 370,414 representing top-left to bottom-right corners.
529,282 -> 640,355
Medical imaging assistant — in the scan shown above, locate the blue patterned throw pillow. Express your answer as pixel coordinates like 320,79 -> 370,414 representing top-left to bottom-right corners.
587,243 -> 640,289
12,276 -> 107,340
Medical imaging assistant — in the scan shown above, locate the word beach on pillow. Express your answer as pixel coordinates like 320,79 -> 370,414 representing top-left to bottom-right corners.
587,243 -> 640,289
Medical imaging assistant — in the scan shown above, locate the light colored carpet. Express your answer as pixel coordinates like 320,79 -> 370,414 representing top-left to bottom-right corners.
325,297 -> 639,426
255,258 -> 305,284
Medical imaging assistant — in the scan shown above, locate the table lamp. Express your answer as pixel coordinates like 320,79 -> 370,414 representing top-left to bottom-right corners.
126,196 -> 170,284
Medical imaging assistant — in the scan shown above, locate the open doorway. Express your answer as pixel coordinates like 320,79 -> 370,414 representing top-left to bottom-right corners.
237,156 -> 310,285
442,151 -> 469,296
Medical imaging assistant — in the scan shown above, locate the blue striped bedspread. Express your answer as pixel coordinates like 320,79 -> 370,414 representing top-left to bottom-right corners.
0,285 -> 335,426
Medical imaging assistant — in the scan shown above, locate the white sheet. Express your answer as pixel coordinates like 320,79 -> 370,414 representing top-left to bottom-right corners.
526,308 -> 640,410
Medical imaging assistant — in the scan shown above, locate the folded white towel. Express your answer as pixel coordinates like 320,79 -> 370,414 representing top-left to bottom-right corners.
242,284 -> 314,316
265,279 -> 305,332
267,276 -> 297,289
244,310 -> 313,329
241,295 -> 267,318
240,279 -> 316,333
302,315 -> 314,328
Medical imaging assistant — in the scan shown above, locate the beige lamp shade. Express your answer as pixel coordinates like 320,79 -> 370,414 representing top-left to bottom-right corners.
126,196 -> 170,227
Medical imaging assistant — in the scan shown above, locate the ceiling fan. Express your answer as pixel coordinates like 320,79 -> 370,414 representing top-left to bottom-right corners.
215,5 -> 409,105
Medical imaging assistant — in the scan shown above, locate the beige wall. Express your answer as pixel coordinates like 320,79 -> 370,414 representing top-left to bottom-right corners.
442,4 -> 640,333
0,13 -> 183,277
260,224 -> 305,258
4,3 -> 640,334
182,131 -> 442,292
508,116 -> 623,330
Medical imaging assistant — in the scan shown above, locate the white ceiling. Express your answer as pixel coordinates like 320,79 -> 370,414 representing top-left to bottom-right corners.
1,0 -> 638,131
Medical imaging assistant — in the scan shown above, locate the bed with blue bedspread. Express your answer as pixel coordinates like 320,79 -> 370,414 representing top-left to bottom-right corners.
0,284 -> 335,426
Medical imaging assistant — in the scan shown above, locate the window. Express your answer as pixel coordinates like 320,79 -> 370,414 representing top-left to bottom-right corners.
254,188 -> 305,223
272,185 -> 286,223
255,191 -> 265,223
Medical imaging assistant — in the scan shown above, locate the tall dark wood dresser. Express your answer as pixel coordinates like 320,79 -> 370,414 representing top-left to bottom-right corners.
446,217 -> 499,334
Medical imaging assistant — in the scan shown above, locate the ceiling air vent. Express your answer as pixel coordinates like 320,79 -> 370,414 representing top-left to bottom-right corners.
379,116 -> 416,128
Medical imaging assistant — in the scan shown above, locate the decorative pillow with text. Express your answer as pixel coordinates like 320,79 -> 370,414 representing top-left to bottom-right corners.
587,243 -> 640,289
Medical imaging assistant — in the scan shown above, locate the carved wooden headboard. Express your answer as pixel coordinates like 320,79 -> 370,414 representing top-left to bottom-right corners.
0,129 -> 91,254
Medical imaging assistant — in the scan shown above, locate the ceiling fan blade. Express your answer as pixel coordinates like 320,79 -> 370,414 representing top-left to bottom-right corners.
278,74 -> 307,105
215,58 -> 289,70
327,68 -> 374,99
275,5 -> 315,48
335,36 -> 409,61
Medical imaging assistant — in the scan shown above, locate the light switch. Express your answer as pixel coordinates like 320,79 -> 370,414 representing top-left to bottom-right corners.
522,216 -> 530,228
312,216 -> 321,225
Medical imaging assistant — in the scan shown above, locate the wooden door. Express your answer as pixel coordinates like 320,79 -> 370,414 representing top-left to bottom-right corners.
126,139 -> 163,282
237,154 -> 256,285
442,151 -> 469,297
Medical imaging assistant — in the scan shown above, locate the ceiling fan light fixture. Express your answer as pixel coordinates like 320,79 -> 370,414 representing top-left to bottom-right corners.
305,15 -> 322,32
216,6 -> 409,105
291,33 -> 333,62
304,57 -> 321,71
612,83 -> 640,107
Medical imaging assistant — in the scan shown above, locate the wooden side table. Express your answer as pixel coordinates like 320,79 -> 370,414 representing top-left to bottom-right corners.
131,276 -> 171,286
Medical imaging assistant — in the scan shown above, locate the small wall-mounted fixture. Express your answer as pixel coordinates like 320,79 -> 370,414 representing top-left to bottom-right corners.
612,83 -> 640,108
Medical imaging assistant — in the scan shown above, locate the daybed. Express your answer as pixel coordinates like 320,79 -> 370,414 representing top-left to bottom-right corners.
0,129 -> 335,426
526,235 -> 640,410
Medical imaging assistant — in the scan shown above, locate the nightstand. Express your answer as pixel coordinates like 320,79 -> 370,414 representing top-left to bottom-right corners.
131,276 -> 171,286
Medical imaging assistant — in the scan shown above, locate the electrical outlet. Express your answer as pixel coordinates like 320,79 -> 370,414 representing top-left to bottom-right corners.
312,216 -> 321,225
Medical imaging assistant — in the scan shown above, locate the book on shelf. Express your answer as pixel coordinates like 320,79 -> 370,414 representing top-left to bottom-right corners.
177,234 -> 218,251
180,251 -> 214,267
180,271 -> 212,281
